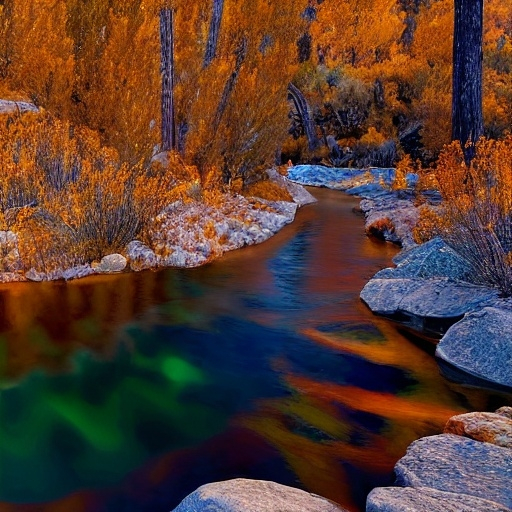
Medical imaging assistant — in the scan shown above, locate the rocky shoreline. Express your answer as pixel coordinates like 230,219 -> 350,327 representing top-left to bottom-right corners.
287,164 -> 512,512
0,168 -> 316,283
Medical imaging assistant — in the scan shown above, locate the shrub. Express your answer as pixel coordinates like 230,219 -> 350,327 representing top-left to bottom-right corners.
0,114 -> 176,271
422,137 -> 512,296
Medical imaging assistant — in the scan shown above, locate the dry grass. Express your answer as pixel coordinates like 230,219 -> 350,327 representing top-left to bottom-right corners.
415,136 -> 512,295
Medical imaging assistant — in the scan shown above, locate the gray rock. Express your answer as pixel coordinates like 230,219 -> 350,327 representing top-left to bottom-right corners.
171,478 -> 347,512
94,253 -> 127,273
266,168 -> 317,207
287,164 -> 362,189
496,407 -> 512,419
362,197 -> 418,248
0,272 -> 26,283
61,265 -> 95,280
0,100 -> 39,115
394,434 -> 512,508
360,278 -> 498,335
126,240 -> 159,271
444,411 -> 512,448
436,307 -> 512,388
367,486 -> 510,512
25,268 -> 45,282
381,237 -> 473,281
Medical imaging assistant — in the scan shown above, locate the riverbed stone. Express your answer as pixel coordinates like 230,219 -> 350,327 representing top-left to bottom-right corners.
444,411 -> 512,448
360,277 -> 498,336
267,168 -> 317,207
394,434 -> 512,508
126,240 -> 159,271
360,197 -> 418,248
366,485 -> 510,512
497,406 -> 512,419
375,237 -> 473,281
436,307 -> 512,389
94,253 -> 127,273
171,479 -> 348,512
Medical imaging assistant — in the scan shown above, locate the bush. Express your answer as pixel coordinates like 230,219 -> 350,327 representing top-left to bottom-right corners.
0,114 -> 176,271
419,137 -> 512,296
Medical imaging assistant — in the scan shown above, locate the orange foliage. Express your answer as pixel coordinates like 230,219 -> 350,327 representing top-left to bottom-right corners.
417,136 -> 512,295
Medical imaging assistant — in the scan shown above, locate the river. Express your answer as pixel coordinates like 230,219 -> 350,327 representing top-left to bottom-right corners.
0,188 -> 509,512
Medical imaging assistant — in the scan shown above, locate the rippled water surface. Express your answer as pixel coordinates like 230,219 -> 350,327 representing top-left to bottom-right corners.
0,188 -> 509,512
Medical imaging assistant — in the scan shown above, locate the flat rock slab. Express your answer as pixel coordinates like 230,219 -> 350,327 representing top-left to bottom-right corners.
444,411 -> 512,448
367,485 -> 510,512
360,278 -> 498,336
394,434 -> 512,508
171,478 -> 347,512
436,307 -> 512,389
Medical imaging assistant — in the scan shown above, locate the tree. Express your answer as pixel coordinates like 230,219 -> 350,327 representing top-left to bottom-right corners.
160,7 -> 176,151
451,0 -> 484,163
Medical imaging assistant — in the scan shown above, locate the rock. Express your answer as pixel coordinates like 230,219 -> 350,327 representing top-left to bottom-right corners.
126,240 -> 159,271
367,486 -> 510,512
436,307 -> 512,389
267,168 -> 317,207
93,254 -> 127,273
171,479 -> 347,512
394,434 -> 512,508
61,265 -> 95,281
0,272 -> 26,283
361,197 -> 418,248
496,407 -> 512,419
287,164 -> 362,189
377,237 -> 473,281
360,278 -> 498,337
444,411 -> 512,448
0,100 -> 39,115
25,268 -> 45,282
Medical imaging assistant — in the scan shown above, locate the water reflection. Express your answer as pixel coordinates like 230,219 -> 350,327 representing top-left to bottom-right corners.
0,188 -> 509,512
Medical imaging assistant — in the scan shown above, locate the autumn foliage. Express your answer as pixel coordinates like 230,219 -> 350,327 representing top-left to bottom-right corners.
414,136 -> 512,296
0,114 -> 177,271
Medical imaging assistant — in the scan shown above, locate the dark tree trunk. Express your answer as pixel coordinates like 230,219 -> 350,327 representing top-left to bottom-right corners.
213,36 -> 247,131
451,0 -> 483,163
160,8 -> 176,151
204,0 -> 224,68
288,83 -> 319,151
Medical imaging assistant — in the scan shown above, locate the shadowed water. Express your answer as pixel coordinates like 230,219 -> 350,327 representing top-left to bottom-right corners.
0,188 -> 509,512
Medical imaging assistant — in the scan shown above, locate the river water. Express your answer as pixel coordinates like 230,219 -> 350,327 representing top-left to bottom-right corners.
0,188 -> 509,512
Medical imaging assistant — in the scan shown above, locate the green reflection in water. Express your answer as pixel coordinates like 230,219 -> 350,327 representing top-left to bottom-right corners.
0,325 -> 226,503
162,356 -> 205,386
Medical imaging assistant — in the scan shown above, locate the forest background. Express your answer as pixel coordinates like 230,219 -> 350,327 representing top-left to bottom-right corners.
0,0 -> 511,277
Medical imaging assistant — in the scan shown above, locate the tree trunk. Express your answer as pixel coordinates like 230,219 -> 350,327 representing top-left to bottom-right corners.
451,0 -> 483,163
160,8 -> 175,151
288,83 -> 319,151
213,36 -> 247,131
204,0 -> 224,68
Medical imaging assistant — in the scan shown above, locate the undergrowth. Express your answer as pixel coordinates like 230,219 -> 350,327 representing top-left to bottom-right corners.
0,114 -> 178,272
413,136 -> 512,296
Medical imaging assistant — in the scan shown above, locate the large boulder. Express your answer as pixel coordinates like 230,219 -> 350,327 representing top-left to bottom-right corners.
171,479 -> 347,512
436,306 -> 512,389
360,278 -> 498,337
367,485 -> 510,512
394,434 -> 512,509
375,237 -> 473,281
444,411 -> 512,448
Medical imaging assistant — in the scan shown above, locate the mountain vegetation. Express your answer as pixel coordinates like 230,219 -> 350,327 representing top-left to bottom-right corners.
0,0 -> 510,275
